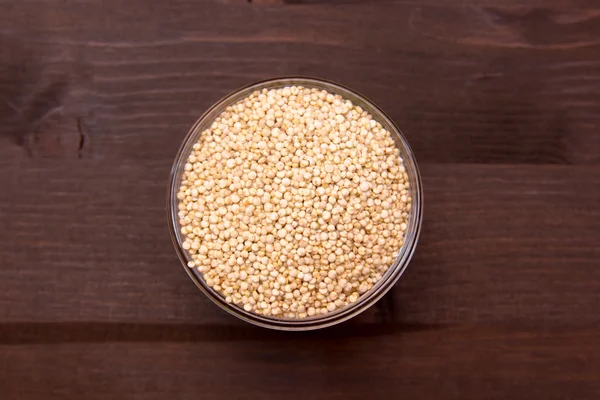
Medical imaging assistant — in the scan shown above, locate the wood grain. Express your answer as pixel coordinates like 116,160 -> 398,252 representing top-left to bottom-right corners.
0,0 -> 599,398
1,327 -> 599,400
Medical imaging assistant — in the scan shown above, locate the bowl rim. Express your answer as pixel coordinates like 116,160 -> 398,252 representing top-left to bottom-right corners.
167,76 -> 423,330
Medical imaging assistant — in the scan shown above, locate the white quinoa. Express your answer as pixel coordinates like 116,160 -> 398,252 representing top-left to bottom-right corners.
177,86 -> 411,319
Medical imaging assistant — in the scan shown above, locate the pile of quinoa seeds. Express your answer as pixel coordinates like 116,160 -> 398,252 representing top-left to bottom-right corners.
176,85 -> 411,319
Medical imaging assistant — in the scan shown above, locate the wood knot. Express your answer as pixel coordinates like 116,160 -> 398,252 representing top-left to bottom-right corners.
25,108 -> 89,159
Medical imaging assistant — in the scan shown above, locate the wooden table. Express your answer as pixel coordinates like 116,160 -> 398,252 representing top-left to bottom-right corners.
1,0 -> 599,398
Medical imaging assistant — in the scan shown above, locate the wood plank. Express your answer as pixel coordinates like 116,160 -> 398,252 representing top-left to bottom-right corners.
0,326 -> 598,399
0,1 -> 599,164
1,162 -> 598,325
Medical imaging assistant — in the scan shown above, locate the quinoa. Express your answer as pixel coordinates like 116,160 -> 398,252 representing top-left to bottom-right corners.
176,86 -> 411,318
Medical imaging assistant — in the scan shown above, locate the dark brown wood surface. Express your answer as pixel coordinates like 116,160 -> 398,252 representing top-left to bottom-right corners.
1,0 -> 599,398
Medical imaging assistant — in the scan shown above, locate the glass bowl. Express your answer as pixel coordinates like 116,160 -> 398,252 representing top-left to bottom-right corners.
167,77 -> 423,330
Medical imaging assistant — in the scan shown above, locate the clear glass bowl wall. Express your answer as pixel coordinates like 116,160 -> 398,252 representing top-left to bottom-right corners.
168,77 -> 423,330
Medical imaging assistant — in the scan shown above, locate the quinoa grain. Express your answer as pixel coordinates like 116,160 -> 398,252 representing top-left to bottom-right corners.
177,86 -> 411,319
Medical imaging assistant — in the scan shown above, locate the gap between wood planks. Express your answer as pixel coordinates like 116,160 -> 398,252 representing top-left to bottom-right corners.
0,321 -> 597,344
